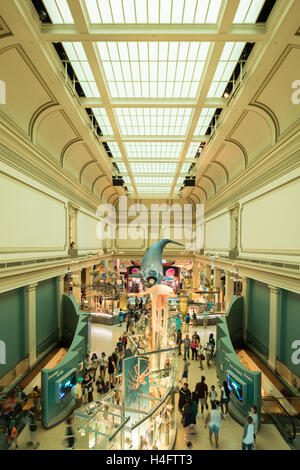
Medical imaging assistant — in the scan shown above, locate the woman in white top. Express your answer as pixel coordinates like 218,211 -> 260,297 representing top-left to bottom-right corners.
205,402 -> 223,448
209,385 -> 217,408
242,416 -> 254,450
249,406 -> 258,449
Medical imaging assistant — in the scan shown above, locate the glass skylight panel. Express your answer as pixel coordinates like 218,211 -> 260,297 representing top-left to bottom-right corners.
85,0 -> 222,24
137,186 -> 171,192
62,42 -> 100,97
207,42 -> 245,98
96,41 -> 210,99
43,0 -> 74,24
107,142 -> 122,159
124,142 -> 183,160
181,163 -> 192,173
115,162 -> 127,173
92,108 -> 113,135
194,108 -> 216,135
134,176 -> 174,184
233,0 -> 265,24
129,162 -> 177,174
186,142 -> 202,159
116,108 -> 192,136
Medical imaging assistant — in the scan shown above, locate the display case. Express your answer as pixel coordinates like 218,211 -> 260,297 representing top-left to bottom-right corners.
74,349 -> 178,450
90,311 -> 119,325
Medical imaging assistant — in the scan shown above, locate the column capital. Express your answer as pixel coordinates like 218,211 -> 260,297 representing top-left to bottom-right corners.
268,285 -> 280,295
26,283 -> 38,292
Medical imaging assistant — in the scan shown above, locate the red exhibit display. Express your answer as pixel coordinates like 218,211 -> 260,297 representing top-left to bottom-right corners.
126,263 -> 180,293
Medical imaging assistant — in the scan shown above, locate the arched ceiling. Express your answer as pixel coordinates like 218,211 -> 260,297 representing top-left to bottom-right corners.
0,1 -> 299,206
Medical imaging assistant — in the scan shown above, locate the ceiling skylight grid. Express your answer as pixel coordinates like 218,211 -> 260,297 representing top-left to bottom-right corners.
91,108 -> 113,135
194,108 -> 216,135
43,0 -> 74,24
207,42 -> 245,98
62,42 -> 100,97
85,0 -> 223,24
233,0 -> 265,24
124,142 -> 183,160
134,176 -> 174,184
136,186 -> 172,192
106,142 -> 122,159
129,162 -> 178,173
115,108 -> 192,136
96,41 -> 210,99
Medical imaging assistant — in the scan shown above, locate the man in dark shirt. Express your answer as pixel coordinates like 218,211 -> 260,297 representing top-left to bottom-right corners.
195,376 -> 208,418
178,383 -> 191,413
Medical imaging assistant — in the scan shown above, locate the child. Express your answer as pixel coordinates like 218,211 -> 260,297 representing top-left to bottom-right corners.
209,385 -> 217,408
96,375 -> 104,396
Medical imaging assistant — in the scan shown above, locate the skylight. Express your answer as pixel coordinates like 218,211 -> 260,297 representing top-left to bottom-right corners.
43,0 -> 74,24
124,142 -> 183,160
129,162 -> 178,173
107,142 -> 122,159
85,0 -> 222,24
137,186 -> 172,192
207,42 -> 245,98
92,108 -> 113,135
96,41 -> 210,98
186,142 -> 202,159
233,0 -> 265,24
116,108 -> 192,136
194,108 -> 216,135
62,42 -> 100,97
134,176 -> 174,184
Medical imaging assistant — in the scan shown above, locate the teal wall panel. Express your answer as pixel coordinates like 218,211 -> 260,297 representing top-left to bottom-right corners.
279,290 -> 300,377
0,288 -> 26,378
247,279 -> 270,357
36,278 -> 58,355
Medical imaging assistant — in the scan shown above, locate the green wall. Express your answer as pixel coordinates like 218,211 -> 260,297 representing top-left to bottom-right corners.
36,278 -> 58,355
247,279 -> 270,357
0,288 -> 26,378
279,290 -> 300,377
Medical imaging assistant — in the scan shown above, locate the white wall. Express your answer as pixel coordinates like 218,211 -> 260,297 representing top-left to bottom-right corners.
0,160 -> 68,261
76,209 -> 102,253
204,211 -> 231,253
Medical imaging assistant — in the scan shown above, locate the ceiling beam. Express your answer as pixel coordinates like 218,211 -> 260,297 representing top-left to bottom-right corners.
169,0 -> 241,198
40,23 -> 267,42
79,97 -> 228,109
66,0 -> 138,197
97,135 -> 209,143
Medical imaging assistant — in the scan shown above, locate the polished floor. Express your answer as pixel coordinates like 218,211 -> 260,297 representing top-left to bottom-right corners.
16,322 -> 290,451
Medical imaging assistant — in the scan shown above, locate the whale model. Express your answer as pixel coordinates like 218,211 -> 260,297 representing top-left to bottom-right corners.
139,239 -> 183,288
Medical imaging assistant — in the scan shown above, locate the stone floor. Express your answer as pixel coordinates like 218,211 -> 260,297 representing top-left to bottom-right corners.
16,322 -> 290,451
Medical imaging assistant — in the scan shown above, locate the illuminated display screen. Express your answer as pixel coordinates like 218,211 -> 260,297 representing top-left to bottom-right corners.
227,372 -> 243,402
58,371 -> 77,400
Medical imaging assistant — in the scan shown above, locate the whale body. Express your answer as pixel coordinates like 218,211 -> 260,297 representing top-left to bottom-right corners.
140,239 -> 183,288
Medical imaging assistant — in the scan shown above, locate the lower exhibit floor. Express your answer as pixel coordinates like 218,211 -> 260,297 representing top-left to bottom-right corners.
14,323 -> 290,451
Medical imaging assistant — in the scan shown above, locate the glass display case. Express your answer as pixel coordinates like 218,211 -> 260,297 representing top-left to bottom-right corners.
74,349 -> 178,450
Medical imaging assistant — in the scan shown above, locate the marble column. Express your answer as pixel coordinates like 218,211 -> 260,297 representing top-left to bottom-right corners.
214,268 -> 222,289
268,285 -> 280,372
57,275 -> 65,340
242,276 -> 250,344
72,270 -> 82,305
225,271 -> 235,310
204,264 -> 211,283
26,283 -> 38,368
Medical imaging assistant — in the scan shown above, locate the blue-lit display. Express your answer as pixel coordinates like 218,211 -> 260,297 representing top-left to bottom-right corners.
58,371 -> 77,400
227,372 -> 243,402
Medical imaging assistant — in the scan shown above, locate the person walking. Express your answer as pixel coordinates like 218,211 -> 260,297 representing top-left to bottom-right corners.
179,358 -> 190,383
73,377 -> 83,409
82,372 -> 93,405
198,340 -> 204,370
90,353 -> 99,381
119,308 -> 123,327
26,408 -> 40,449
205,402 -> 223,448
99,352 -> 107,381
108,355 -> 116,388
177,329 -> 182,356
184,313 -> 191,333
182,398 -> 194,442
242,416 -> 255,450
209,385 -> 217,408
191,392 -> 198,435
178,383 -> 191,414
220,381 -> 230,417
249,406 -> 258,449
183,335 -> 191,360
191,335 -> 198,361
195,376 -> 208,418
